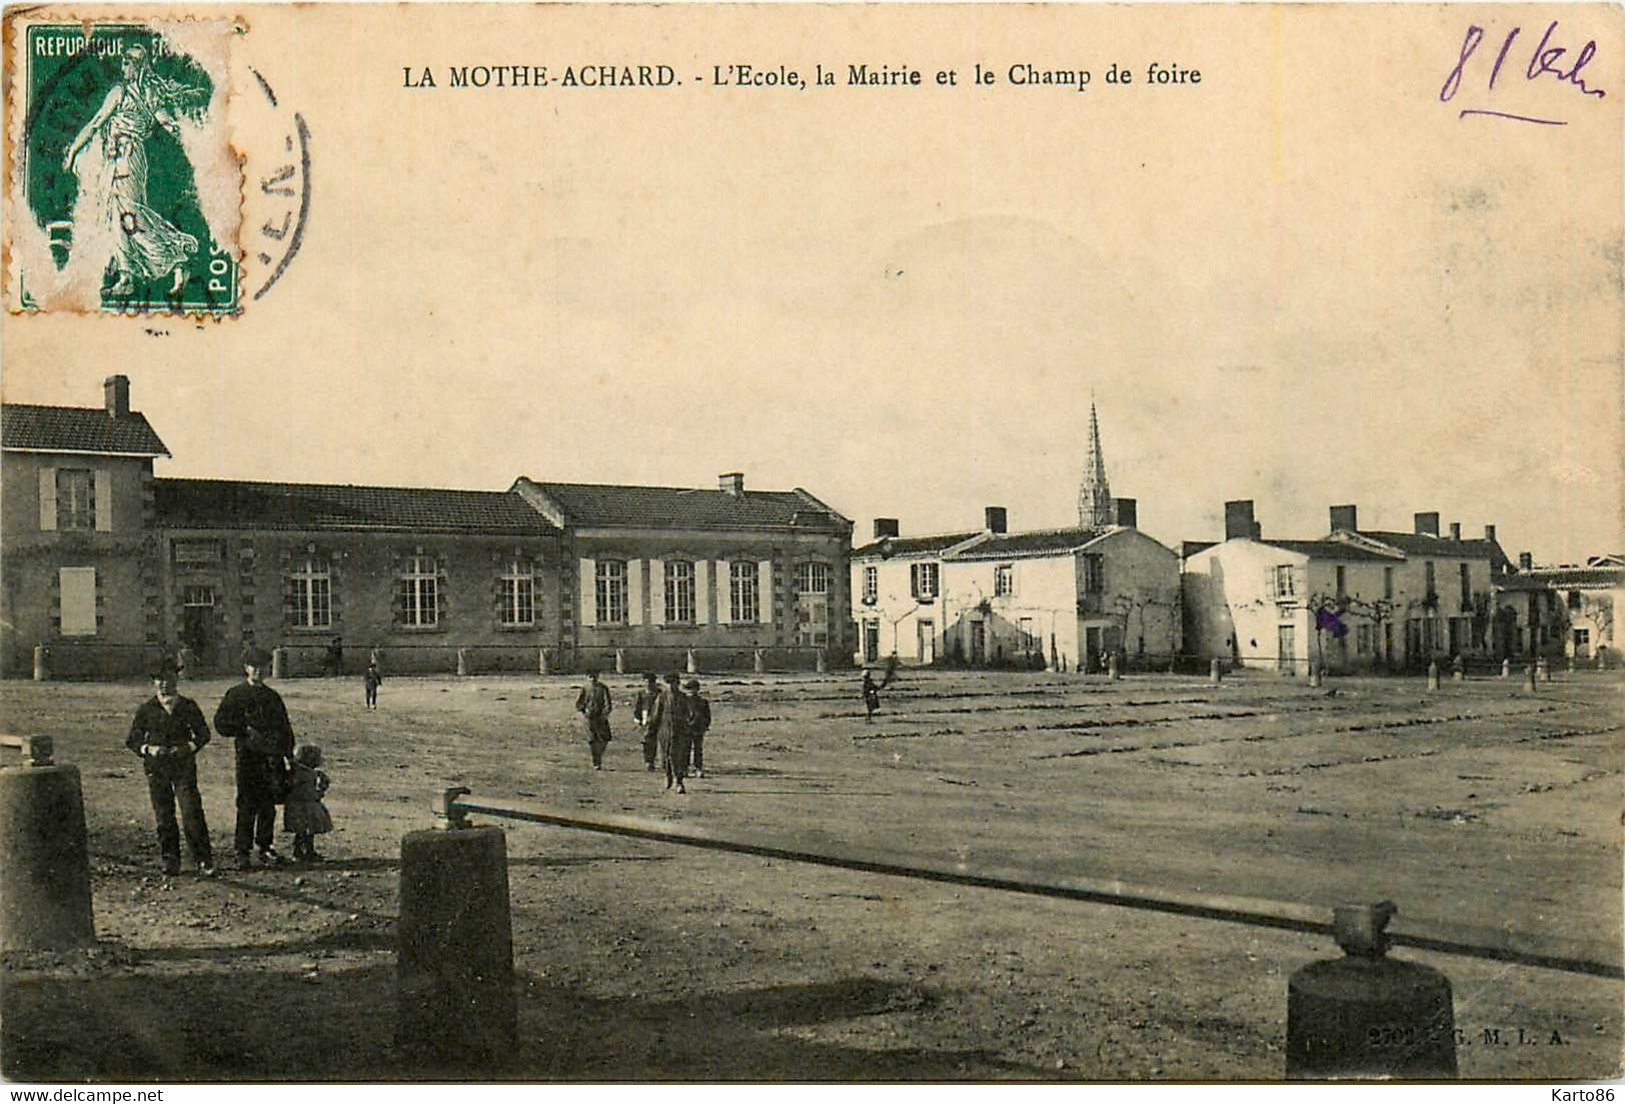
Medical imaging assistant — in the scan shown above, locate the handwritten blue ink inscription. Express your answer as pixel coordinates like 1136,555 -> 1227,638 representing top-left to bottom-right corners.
1441,20 -> 1606,126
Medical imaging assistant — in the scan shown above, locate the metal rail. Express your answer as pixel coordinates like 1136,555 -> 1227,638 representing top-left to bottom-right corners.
440,790 -> 1622,980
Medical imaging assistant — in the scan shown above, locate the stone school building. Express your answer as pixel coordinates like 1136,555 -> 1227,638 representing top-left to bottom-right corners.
0,378 -> 853,677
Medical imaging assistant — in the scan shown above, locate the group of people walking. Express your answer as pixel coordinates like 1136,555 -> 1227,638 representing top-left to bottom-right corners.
127,646 -> 333,876
577,671 -> 711,792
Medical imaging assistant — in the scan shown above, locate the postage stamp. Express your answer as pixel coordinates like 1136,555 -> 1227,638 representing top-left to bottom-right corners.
7,18 -> 241,314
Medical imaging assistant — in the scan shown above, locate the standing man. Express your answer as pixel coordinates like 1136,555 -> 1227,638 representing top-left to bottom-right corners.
574,670 -> 614,770
127,668 -> 214,876
683,679 -> 711,778
646,673 -> 691,793
633,672 -> 660,772
214,645 -> 295,869
324,635 -> 344,677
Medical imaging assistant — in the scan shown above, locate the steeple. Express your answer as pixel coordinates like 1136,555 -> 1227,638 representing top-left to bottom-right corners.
1077,397 -> 1114,527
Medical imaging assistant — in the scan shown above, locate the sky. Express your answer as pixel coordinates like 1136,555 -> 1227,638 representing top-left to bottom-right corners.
5,4 -> 1620,564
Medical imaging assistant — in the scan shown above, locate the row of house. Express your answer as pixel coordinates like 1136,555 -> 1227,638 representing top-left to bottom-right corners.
3,378 -> 1616,679
1,378 -> 852,677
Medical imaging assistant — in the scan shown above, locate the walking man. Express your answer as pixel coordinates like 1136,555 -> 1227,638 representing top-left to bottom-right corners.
683,679 -> 711,778
633,672 -> 660,771
127,668 -> 214,876
575,669 -> 614,770
214,646 -> 295,869
646,673 -> 691,792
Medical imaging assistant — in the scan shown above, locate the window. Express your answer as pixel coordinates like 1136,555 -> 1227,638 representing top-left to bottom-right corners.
730,561 -> 760,622
173,540 -> 221,564
400,555 -> 438,627
1019,616 -> 1035,648
59,567 -> 96,636
665,560 -> 696,624
910,562 -> 939,600
1082,555 -> 1105,594
1424,561 -> 1437,600
1459,563 -> 1471,609
292,557 -> 332,629
862,565 -> 878,604
994,565 -> 1015,597
796,562 -> 831,595
1272,564 -> 1296,599
1335,566 -> 1347,601
1356,623 -> 1371,655
1383,567 -> 1394,601
183,585 -> 216,608
501,559 -> 535,626
596,560 -> 628,624
1568,590 -> 1584,611
56,469 -> 94,531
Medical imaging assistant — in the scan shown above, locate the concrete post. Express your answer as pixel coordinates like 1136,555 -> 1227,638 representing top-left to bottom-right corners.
1107,653 -> 1120,681
538,648 -> 550,676
614,648 -> 626,675
753,648 -> 766,674
686,648 -> 698,675
456,647 -> 469,677
1537,656 -> 1550,683
271,646 -> 287,680
816,649 -> 828,674
397,821 -> 517,1065
1500,658 -> 1510,679
1426,661 -> 1439,691
1599,650 -> 1609,671
1210,658 -> 1222,686
1566,655 -> 1576,674
31,645 -> 48,682
1308,665 -> 1322,689
0,762 -> 96,951
1524,665 -> 1537,692
1451,656 -> 1464,683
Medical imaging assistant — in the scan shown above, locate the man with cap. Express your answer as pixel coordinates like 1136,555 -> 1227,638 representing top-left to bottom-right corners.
574,669 -> 613,770
214,645 -> 296,869
632,672 -> 660,771
683,678 -> 711,778
127,667 -> 215,876
644,673 -> 691,793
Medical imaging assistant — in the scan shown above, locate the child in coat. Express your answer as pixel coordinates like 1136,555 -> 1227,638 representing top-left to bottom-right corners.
363,660 -> 383,711
285,744 -> 333,862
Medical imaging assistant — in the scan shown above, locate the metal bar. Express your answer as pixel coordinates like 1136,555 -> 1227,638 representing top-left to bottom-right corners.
446,795 -> 1623,979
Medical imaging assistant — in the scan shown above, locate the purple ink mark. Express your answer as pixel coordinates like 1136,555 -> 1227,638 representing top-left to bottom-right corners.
1527,21 -> 1606,97
1489,26 -> 1520,90
1458,108 -> 1568,126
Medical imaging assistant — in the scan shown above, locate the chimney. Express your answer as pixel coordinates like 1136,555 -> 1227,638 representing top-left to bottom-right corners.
1112,498 -> 1137,529
1414,511 -> 1440,537
1252,521 -> 1263,539
873,518 -> 899,540
718,472 -> 744,497
984,506 -> 1007,535
1448,522 -> 1462,541
1484,524 -> 1496,544
1224,500 -> 1256,541
1329,504 -> 1358,533
1518,551 -> 1533,571
104,375 -> 130,419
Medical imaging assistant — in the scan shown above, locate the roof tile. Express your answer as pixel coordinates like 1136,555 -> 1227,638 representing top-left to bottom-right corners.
156,478 -> 554,535
2,403 -> 169,456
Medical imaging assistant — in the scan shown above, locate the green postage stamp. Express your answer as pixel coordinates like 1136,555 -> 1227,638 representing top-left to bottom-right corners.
8,18 -> 240,314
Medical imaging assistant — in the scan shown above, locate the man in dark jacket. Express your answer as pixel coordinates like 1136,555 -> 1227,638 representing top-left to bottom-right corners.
574,670 -> 613,770
214,646 -> 295,869
127,669 -> 215,876
645,673 -> 691,793
683,679 -> 711,778
632,672 -> 660,771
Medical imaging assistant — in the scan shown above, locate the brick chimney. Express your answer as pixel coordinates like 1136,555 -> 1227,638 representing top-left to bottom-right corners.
104,375 -> 130,419
1414,511 -> 1440,537
1448,522 -> 1462,541
873,518 -> 900,540
1111,498 -> 1137,529
984,506 -> 1007,535
1484,524 -> 1497,544
1518,551 -> 1533,571
1330,504 -> 1358,533
718,472 -> 744,497
1224,500 -> 1256,541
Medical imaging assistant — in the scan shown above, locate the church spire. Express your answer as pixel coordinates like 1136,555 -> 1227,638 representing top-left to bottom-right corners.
1077,397 -> 1114,527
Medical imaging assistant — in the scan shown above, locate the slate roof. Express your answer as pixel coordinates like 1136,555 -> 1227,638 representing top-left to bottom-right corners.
953,526 -> 1119,560
156,478 -> 554,535
2,403 -> 169,457
1352,530 -> 1503,561
522,481 -> 849,531
1258,539 -> 1401,563
851,531 -> 983,559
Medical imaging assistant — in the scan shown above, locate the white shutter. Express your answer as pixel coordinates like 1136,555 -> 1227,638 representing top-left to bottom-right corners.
38,468 -> 57,531
59,567 -> 97,636
759,559 -> 774,624
628,559 -> 644,625
578,559 -> 597,627
715,560 -> 731,624
94,469 -> 112,532
650,558 -> 666,625
696,561 -> 710,624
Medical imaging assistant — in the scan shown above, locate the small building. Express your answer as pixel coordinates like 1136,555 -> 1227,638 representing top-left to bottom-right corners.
0,376 -> 170,677
514,473 -> 854,673
851,500 -> 1180,671
1182,502 -> 1506,674
1497,553 -> 1624,662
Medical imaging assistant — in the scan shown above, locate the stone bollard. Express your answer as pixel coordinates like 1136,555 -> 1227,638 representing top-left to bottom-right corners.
271,646 -> 287,680
753,648 -> 766,674
1308,665 -> 1322,689
1210,658 -> 1222,686
686,648 -> 698,675
538,648 -> 550,676
816,650 -> 828,674
1501,658 -> 1511,680
0,747 -> 96,951
1451,657 -> 1464,683
1426,661 -> 1439,691
614,648 -> 626,675
1599,650 -> 1610,671
1537,656 -> 1550,683
1524,665 -> 1537,693
31,645 -> 49,682
1286,902 -> 1456,1079
456,647 -> 470,677
1566,655 -> 1576,674
397,794 -> 517,1067
1107,653 -> 1120,681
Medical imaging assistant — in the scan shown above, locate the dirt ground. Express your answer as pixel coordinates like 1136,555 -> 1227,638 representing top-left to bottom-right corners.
2,666 -> 1621,1082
